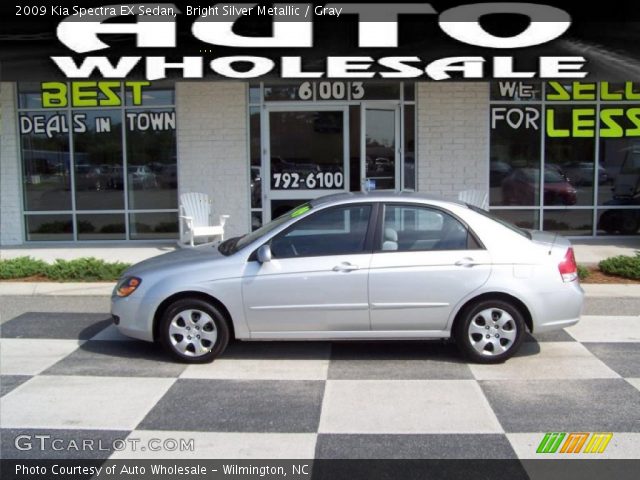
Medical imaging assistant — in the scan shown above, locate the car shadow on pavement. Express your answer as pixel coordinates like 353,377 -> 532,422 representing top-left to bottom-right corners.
75,319 -> 543,364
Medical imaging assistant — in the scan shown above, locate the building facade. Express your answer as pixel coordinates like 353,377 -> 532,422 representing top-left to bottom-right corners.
1,80 -> 639,246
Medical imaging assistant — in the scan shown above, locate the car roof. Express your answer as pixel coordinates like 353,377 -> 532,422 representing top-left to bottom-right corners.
309,191 -> 468,209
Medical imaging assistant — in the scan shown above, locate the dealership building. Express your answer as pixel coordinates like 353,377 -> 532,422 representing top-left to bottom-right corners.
1,80 -> 639,245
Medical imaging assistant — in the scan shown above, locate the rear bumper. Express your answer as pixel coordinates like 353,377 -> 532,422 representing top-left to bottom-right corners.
531,282 -> 584,334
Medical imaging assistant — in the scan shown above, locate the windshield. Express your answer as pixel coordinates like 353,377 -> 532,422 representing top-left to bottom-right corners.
218,203 -> 312,255
466,204 -> 531,239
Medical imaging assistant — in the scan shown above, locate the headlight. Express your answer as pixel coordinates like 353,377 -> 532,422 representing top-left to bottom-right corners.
115,277 -> 142,297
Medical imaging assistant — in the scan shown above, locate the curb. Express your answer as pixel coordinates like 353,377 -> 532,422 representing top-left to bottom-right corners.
0,282 -> 115,296
1,282 -> 640,298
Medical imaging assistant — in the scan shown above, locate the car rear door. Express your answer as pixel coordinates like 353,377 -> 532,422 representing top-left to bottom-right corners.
242,203 -> 375,335
369,203 -> 491,331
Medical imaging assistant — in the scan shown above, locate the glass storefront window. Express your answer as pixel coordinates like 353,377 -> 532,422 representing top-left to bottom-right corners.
543,210 -> 593,236
73,110 -> 124,210
250,107 -> 262,209
18,82 -> 177,241
125,108 -> 177,210
18,82 -> 47,109
545,106 -> 595,206
129,212 -> 178,240
25,214 -> 73,241
269,111 -> 344,191
19,110 -> 72,212
404,105 -> 415,190
77,214 -> 126,241
597,208 -> 640,235
491,209 -> 540,230
490,82 -> 542,101
125,82 -> 174,106
264,85 -> 301,101
490,81 -> 640,236
490,105 -> 541,206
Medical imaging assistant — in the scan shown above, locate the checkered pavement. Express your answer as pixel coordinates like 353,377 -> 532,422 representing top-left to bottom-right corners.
1,311 -> 639,460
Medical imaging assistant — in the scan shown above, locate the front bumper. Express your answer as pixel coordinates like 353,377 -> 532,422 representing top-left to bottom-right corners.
110,295 -> 155,342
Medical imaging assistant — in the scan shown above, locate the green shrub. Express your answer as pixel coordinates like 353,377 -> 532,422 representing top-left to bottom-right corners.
577,264 -> 590,280
0,256 -> 48,279
45,258 -> 130,281
0,256 -> 130,281
599,253 -> 640,280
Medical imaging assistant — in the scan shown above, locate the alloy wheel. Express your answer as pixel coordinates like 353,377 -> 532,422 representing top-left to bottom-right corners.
467,307 -> 517,356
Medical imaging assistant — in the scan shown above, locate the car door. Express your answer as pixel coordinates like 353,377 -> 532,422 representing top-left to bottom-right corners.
242,203 -> 374,335
369,203 -> 491,331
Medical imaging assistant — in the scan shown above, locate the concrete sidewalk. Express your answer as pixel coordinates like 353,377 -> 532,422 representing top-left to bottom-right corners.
0,281 -> 638,298
572,238 -> 639,265
0,243 -> 176,264
1,238 -> 638,266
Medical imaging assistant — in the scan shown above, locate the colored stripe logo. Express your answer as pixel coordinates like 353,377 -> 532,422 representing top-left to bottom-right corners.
537,432 -> 613,454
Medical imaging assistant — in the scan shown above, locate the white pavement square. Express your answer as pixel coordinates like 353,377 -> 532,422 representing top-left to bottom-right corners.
625,378 -> 640,393
318,380 -> 503,434
469,342 -> 620,380
0,375 -> 175,430
0,339 -> 84,375
567,316 -> 640,343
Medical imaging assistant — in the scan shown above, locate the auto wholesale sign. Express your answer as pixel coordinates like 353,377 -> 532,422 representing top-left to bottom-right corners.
2,1 -> 640,81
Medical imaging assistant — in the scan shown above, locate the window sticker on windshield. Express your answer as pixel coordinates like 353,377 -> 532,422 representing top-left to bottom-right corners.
290,205 -> 310,218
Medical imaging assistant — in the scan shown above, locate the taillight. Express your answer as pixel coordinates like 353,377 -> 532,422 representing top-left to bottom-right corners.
558,248 -> 578,282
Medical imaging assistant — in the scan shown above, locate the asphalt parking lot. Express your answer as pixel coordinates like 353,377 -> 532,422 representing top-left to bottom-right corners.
1,295 -> 639,461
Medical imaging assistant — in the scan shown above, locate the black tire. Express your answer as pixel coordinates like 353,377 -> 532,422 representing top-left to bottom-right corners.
454,299 -> 526,364
159,298 -> 230,363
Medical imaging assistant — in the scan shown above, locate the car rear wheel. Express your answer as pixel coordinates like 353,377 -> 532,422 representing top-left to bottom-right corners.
159,298 -> 230,363
454,299 -> 525,364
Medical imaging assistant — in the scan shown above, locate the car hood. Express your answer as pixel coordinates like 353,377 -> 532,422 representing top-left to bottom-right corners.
124,246 -> 224,277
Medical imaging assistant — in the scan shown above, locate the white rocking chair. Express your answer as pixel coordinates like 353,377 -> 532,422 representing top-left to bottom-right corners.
179,192 -> 229,247
458,189 -> 489,211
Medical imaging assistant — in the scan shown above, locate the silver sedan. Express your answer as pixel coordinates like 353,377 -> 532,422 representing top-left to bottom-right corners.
111,193 -> 584,364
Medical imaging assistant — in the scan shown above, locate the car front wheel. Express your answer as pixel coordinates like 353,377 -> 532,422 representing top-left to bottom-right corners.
159,298 -> 230,363
454,299 -> 525,364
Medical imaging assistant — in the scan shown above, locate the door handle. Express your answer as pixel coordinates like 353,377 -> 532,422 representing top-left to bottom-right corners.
332,262 -> 360,272
455,257 -> 479,267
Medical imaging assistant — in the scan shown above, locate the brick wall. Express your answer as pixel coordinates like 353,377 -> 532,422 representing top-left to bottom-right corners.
0,82 -> 23,246
416,82 -> 489,200
175,82 -> 250,238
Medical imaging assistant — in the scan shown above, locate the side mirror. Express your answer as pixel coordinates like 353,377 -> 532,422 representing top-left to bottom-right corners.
256,244 -> 272,263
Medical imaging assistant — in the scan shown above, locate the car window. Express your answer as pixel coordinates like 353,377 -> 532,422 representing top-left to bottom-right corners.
380,204 -> 473,252
270,204 -> 372,258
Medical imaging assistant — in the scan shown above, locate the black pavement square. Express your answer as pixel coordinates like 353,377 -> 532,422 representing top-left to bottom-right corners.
480,379 -> 640,432
43,341 -> 187,378
315,434 -> 517,459
328,341 -> 473,380
138,379 -> 325,432
583,343 -> 640,378
0,428 -> 129,459
0,375 -> 31,397
220,341 -> 331,360
1,312 -> 111,339
524,330 -> 575,342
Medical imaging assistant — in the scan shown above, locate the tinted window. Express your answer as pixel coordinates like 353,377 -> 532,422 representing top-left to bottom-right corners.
270,205 -> 371,258
381,205 -> 472,252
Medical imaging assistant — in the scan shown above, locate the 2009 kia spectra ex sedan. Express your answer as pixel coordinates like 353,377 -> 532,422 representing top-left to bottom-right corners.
111,193 -> 584,364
